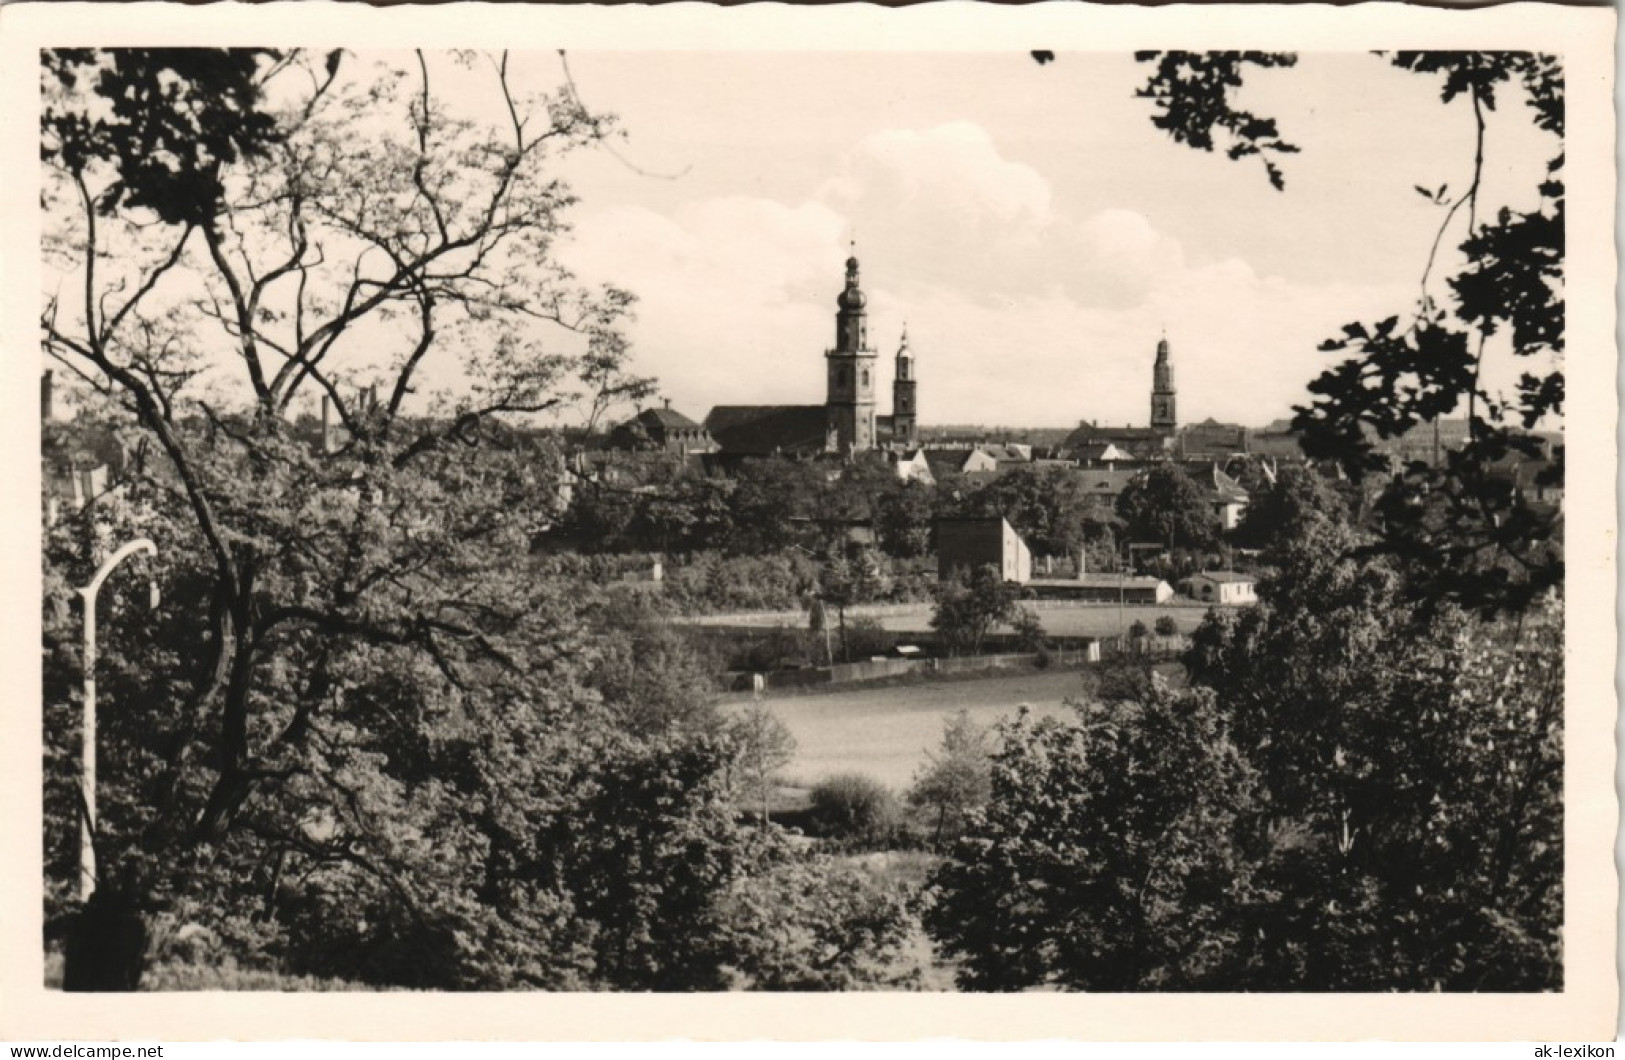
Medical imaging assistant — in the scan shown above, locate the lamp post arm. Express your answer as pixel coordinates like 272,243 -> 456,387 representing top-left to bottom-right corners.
82,539 -> 158,601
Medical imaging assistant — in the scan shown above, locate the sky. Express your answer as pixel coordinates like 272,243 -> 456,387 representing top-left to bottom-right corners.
530,51 -> 1557,429
40,49 -> 1560,432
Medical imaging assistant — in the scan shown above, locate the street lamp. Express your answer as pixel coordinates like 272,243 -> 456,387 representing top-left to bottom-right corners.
76,537 -> 158,901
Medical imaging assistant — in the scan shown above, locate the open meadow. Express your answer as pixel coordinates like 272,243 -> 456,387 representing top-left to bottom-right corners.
754,668 -> 1091,791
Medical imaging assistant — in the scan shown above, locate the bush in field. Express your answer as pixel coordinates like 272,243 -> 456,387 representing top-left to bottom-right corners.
1154,614 -> 1179,637
807,774 -> 903,848
1127,619 -> 1150,639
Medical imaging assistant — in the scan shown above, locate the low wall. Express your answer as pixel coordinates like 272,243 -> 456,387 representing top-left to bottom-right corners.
733,645 -> 1103,694
935,652 -> 1034,674
828,658 -> 922,683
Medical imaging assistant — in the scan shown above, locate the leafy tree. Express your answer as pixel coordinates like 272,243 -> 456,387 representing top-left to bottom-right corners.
875,481 -> 935,559
624,469 -> 736,555
1133,50 -> 1301,190
727,703 -> 797,827
908,710 -> 992,849
1232,463 -> 1349,553
820,456 -> 903,526
1153,614 -> 1179,637
660,549 -> 819,615
713,850 -> 922,990
925,691 -> 1263,991
38,48 -> 793,992
1115,466 -> 1220,552
586,593 -> 722,736
41,49 -> 283,226
558,461 -> 736,555
1010,607 -> 1047,653
522,730 -> 750,990
726,458 -> 827,555
818,544 -> 884,661
930,565 -> 1022,656
1183,522 -> 1561,989
1128,51 -> 1565,613
929,517 -> 1560,990
962,465 -> 1101,560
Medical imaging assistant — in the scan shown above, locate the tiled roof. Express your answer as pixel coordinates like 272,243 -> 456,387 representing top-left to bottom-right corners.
704,405 -> 831,456
637,406 -> 704,431
1076,468 -> 1141,494
1064,423 -> 1169,450
1190,570 -> 1256,584
1073,442 -> 1129,462
1055,574 -> 1170,589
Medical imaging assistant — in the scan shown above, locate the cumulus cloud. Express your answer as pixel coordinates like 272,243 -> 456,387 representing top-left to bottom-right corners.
563,120 -> 1415,428
822,122 -> 1052,229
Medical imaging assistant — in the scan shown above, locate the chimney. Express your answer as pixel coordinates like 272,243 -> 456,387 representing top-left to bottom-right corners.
663,397 -> 671,410
40,371 -> 53,422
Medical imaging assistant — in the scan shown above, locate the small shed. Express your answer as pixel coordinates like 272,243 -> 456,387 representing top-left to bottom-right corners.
1186,570 -> 1259,606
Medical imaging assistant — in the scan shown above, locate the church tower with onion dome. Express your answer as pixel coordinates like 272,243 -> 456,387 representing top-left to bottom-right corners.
825,250 -> 879,453
1150,333 -> 1177,431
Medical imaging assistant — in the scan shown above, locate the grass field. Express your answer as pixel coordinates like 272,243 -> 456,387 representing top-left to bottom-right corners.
756,668 -> 1091,791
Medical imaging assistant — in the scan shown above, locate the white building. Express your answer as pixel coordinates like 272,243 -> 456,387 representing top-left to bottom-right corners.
1186,571 -> 1259,606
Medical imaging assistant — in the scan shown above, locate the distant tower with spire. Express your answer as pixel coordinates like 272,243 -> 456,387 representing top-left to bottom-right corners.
1150,332 -> 1177,431
891,324 -> 918,447
826,247 -> 879,453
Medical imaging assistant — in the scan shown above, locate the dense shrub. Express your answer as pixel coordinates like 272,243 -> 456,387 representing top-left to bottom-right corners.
661,550 -> 818,615
839,616 -> 894,662
807,774 -> 903,848
714,852 -> 923,990
728,626 -> 825,673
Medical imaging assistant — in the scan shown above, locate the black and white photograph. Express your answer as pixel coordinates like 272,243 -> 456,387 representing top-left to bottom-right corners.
2,0 -> 1616,1044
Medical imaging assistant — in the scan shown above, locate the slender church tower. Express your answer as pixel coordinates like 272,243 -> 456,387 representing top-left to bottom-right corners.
826,251 -> 879,453
1150,334 -> 1177,431
892,324 -> 918,447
